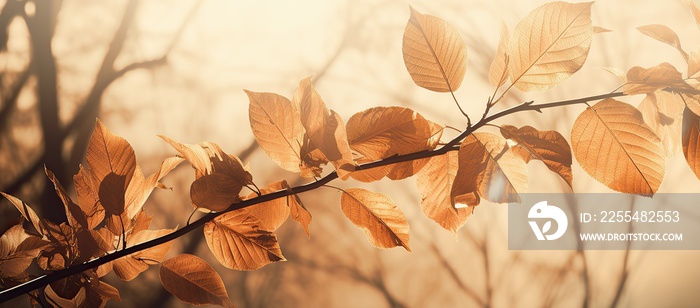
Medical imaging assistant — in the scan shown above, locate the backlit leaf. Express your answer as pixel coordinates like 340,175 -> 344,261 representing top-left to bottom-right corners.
160,254 -> 233,307
0,192 -> 44,235
500,125 -> 573,188
286,183 -> 312,238
416,152 -> 472,234
113,228 -> 174,281
340,188 -> 410,251
124,156 -> 184,219
684,0 -> 700,29
86,119 -> 137,215
638,92 -> 684,156
191,173 -> 242,212
159,136 -> 252,184
246,90 -> 305,173
204,210 -> 285,271
571,99 -> 665,196
0,225 -> 49,278
242,181 -> 291,231
402,7 -> 467,92
74,166 -> 106,230
621,63 -> 692,95
637,24 -> 688,61
45,168 -> 88,230
295,76 -> 355,179
593,26 -> 611,33
682,107 -> 700,180
688,48 -> 700,77
488,20 -> 510,87
508,1 -> 593,92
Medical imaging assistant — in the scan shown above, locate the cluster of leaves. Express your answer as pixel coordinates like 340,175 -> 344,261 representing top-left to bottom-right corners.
2,1 -> 700,306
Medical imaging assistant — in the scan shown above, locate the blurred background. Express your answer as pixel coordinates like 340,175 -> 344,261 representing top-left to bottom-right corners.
1,0 -> 699,307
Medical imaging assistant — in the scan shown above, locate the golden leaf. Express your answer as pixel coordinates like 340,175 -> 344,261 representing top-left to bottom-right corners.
636,24 -> 688,61
488,20 -> 510,87
0,192 -> 45,235
73,166 -> 106,230
601,67 -> 627,83
416,152 -> 472,234
45,168 -> 88,230
571,99 -> 665,196
621,63 -> 692,95
246,90 -> 305,173
684,0 -> 700,29
113,228 -> 174,281
340,188 -> 410,251
0,225 -> 49,278
688,48 -> 700,77
124,156 -> 184,219
402,6 -> 467,92
683,107 -> 700,180
682,93 -> 700,116
160,254 -> 234,307
190,173 -> 243,212
86,119 -> 137,215
159,136 -> 252,183
204,210 -> 285,271
295,76 -> 355,179
242,180 -> 291,231
285,182 -> 312,238
508,1 -> 593,92
453,133 -> 528,205
500,125 -> 573,188
593,26 -> 611,33
638,92 -> 684,156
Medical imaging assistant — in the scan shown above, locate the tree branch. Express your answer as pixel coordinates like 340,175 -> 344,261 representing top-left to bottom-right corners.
0,89 -> 685,302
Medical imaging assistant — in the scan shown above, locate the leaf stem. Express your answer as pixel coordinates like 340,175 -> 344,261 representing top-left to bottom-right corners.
0,89 -> 664,302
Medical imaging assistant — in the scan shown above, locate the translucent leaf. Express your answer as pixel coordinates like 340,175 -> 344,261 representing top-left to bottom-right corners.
160,254 -> 233,307
571,99 -> 665,196
73,166 -> 106,230
508,1 -> 593,92
637,24 -> 688,61
190,173 -> 242,212
86,119 -> 137,215
113,229 -> 174,281
124,156 -> 184,219
246,90 -> 305,173
416,152 -> 472,234
204,211 -> 285,271
682,107 -> 700,180
242,180 -> 291,231
621,63 -> 692,95
500,125 -> 573,188
0,225 -> 48,278
402,7 -> 467,92
638,92 -> 684,156
340,188 -> 410,251
488,20 -> 510,87
0,192 -> 45,235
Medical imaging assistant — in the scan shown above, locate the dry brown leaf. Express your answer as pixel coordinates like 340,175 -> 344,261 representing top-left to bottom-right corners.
160,254 -> 233,307
242,181 -> 291,231
508,1 -> 593,92
500,125 -> 573,188
571,99 -> 665,196
159,136 -> 252,183
295,76 -> 355,179
682,93 -> 700,116
0,192 -> 45,235
488,20 -> 510,87
44,168 -> 88,230
74,166 -> 106,230
340,188 -> 410,251
113,229 -> 174,281
346,107 -> 442,182
638,92 -> 684,156
0,225 -> 49,278
416,152 -> 472,234
636,24 -> 688,61
204,210 -> 285,271
621,63 -> 692,94
402,6 -> 467,92
284,181 -> 312,238
246,90 -> 305,173
86,119 -> 137,215
453,133 -> 528,205
683,107 -> 700,180
45,285 -> 86,308
688,48 -> 700,77
190,173 -> 242,212
124,156 -> 184,219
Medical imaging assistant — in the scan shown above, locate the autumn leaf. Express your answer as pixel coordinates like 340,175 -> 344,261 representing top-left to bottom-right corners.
191,173 -> 243,212
636,25 -> 688,61
683,107 -> 700,180
0,225 -> 49,278
0,192 -> 45,235
340,188 -> 410,251
500,125 -> 573,188
452,133 -> 528,205
682,93 -> 700,116
204,210 -> 285,271
124,156 -> 184,219
601,67 -> 627,83
621,63 -> 692,95
688,48 -> 700,77
508,1 -> 593,92
488,20 -> 509,87
74,166 -> 106,230
113,228 -> 174,281
346,106 -> 442,182
246,90 -> 305,173
86,119 -> 137,216
685,0 -> 700,29
159,136 -> 252,184
45,285 -> 86,308
402,6 -> 468,93
242,180 -> 291,231
571,99 -> 665,196
638,92 -> 684,156
286,184 -> 312,238
416,152 -> 472,234
160,254 -> 233,307
45,167 -> 89,230
295,76 -> 355,179
593,26 -> 611,33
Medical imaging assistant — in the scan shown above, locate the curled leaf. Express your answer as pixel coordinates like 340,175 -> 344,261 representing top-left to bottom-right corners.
190,173 -> 243,212
340,188 -> 410,251
636,24 -> 688,61
621,63 -> 692,95
638,92 -> 684,156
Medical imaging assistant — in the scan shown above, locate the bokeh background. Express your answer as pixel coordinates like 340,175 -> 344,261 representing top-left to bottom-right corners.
1,0 -> 699,307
